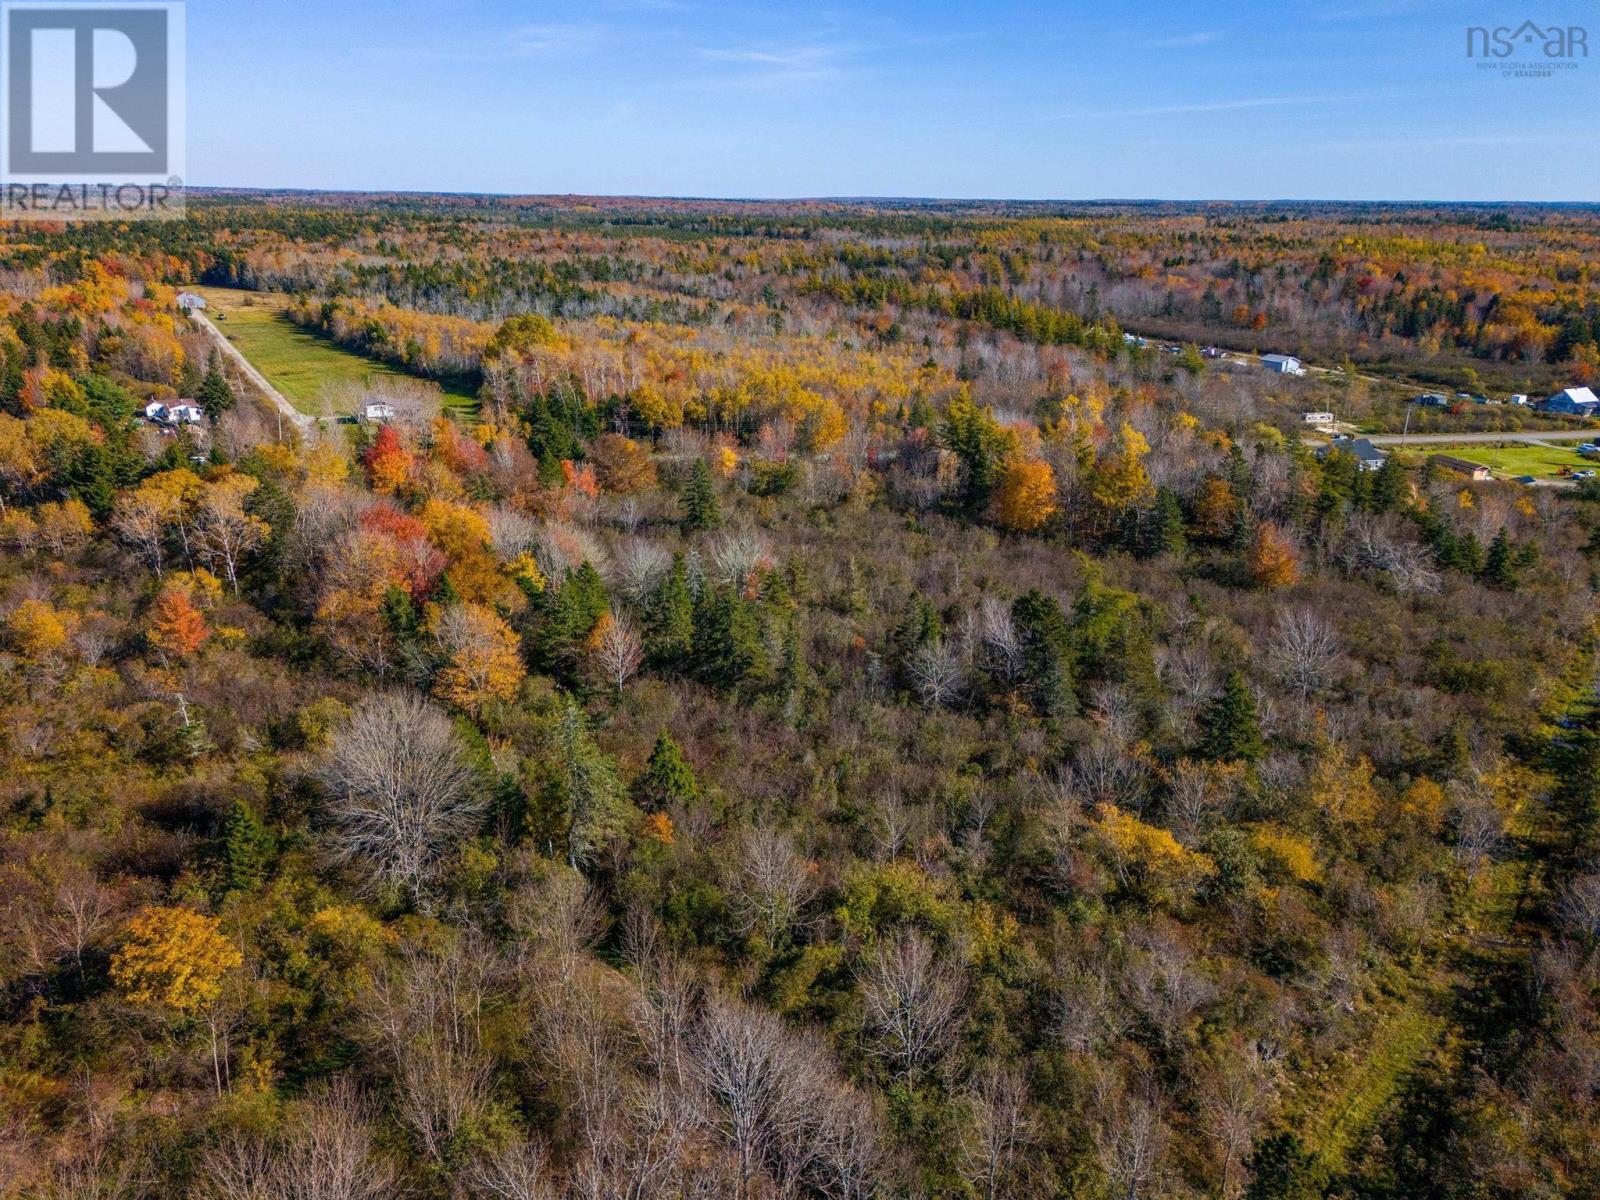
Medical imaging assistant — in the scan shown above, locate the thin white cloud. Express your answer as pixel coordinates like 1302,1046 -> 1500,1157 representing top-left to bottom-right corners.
1056,93 -> 1375,120
690,42 -> 851,90
507,23 -> 605,57
375,23 -> 605,62
1150,31 -> 1223,48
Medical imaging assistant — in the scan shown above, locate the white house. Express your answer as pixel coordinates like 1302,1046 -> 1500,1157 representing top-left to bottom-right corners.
176,292 -> 206,312
166,403 -> 204,425
1261,354 -> 1306,376
1541,386 -> 1600,416
1301,411 -> 1335,426
143,400 -> 169,422
1509,394 -> 1529,406
362,401 -> 397,423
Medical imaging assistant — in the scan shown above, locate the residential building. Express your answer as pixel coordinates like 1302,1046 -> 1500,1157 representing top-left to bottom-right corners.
1261,354 -> 1306,376
1541,386 -> 1600,416
1320,435 -> 1386,472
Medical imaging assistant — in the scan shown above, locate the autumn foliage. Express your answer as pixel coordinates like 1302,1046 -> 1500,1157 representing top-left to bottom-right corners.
991,456 -> 1058,531
146,582 -> 209,658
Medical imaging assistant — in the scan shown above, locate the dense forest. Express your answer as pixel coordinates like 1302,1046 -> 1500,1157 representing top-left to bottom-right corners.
1,197 -> 1600,1200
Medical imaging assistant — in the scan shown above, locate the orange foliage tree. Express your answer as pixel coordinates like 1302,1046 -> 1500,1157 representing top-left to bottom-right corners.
147,582 -> 209,659
991,456 -> 1058,532
1248,523 -> 1301,590
363,425 -> 415,494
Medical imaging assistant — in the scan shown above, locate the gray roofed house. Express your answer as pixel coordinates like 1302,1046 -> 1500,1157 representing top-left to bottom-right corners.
1320,435 -> 1387,472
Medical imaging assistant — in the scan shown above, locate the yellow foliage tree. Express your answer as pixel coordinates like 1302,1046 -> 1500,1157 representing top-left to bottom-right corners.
1193,477 -> 1238,538
112,905 -> 243,1093
112,905 -> 241,1010
1306,739 -> 1381,829
991,456 -> 1059,532
432,602 -> 526,716
6,597 -> 75,660
1251,825 -> 1323,884
1092,803 -> 1213,902
1088,423 -> 1153,515
418,499 -> 501,604
1248,523 -> 1301,590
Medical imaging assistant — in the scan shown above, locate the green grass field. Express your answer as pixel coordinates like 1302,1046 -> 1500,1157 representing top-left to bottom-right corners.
190,286 -> 478,419
1424,441 -> 1595,480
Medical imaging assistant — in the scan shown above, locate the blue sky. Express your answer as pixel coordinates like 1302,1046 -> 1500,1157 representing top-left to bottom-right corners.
186,0 -> 1600,200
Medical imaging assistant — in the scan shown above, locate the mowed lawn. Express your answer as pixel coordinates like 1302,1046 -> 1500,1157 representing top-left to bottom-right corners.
189,286 -> 478,419
1430,441 -> 1595,479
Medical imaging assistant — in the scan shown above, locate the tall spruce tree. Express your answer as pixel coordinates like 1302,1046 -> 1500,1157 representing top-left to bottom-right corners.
1198,670 -> 1266,763
681,460 -> 722,532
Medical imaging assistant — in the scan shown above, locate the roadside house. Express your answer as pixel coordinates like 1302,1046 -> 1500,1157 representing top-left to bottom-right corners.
1540,387 -> 1600,416
1320,435 -> 1386,472
1262,354 -> 1306,376
176,292 -> 207,312
362,401 -> 397,423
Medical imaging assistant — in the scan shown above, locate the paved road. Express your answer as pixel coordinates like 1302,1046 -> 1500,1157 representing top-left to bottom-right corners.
189,310 -> 315,432
1357,430 -> 1594,446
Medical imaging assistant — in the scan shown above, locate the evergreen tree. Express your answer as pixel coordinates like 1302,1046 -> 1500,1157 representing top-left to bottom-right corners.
777,615 -> 808,721
681,460 -> 722,532
645,554 -> 695,668
555,698 -> 627,871
939,392 -> 1008,510
222,801 -> 273,893
197,354 -> 235,421
1483,528 -> 1519,591
1197,670 -> 1266,762
636,732 -> 699,811
891,593 -> 941,678
692,583 -> 764,688
531,563 -> 610,673
432,573 -> 462,609
1012,589 -> 1075,718
382,584 -> 419,640
1369,455 -> 1405,512
1146,486 -> 1187,557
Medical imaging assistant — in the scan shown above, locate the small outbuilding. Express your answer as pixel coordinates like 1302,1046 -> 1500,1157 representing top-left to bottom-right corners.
1428,455 -> 1493,482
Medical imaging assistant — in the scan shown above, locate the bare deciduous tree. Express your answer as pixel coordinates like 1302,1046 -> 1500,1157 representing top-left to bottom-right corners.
908,639 -> 964,709
593,614 -> 644,694
710,529 -> 773,593
1268,609 -> 1340,700
1196,1041 -> 1278,1198
962,1065 -> 1033,1200
317,692 -> 482,901
467,1138 -> 560,1200
613,538 -> 671,604
193,1081 -> 397,1200
729,827 -> 817,947
860,929 -> 966,1078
